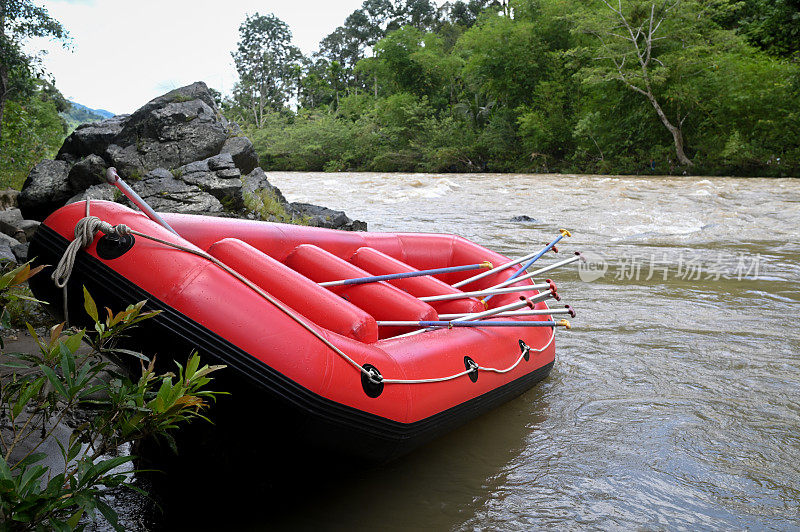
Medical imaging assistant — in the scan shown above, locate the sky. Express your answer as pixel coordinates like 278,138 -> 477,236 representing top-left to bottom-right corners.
32,0 -> 369,114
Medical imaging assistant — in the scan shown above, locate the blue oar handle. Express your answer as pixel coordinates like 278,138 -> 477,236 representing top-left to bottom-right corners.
484,229 -> 570,303
320,261 -> 493,287
377,319 -> 571,329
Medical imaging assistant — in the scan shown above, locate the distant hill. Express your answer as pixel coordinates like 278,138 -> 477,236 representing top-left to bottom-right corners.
60,101 -> 115,131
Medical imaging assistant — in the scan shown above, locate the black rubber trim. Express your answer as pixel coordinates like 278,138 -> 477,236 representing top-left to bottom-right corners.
29,224 -> 553,459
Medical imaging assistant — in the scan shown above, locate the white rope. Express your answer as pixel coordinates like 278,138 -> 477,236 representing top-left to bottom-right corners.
51,216 -> 130,288
381,330 -> 555,384
53,211 -> 558,386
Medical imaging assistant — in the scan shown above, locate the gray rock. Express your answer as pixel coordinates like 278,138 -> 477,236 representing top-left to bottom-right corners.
0,189 -> 19,210
175,153 -> 241,201
108,85 -> 229,175
0,208 -> 23,236
289,202 -> 367,231
18,81 -> 362,231
0,210 -> 32,243
66,183 -> 117,205
68,154 -> 107,191
18,160 -> 72,221
15,220 -> 39,243
0,232 -> 21,247
0,242 -> 16,263
221,136 -> 259,174
56,114 -> 128,160
130,170 -> 223,214
11,243 -> 28,263
237,168 -> 289,219
511,215 -> 538,222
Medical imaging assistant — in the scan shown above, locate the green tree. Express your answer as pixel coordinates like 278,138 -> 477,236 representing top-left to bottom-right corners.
573,0 -> 717,166
0,0 -> 68,144
231,13 -> 303,126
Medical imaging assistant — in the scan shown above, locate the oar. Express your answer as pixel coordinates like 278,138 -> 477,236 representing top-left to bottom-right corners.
318,261 -> 493,287
419,281 -> 557,303
482,229 -> 571,303
453,236 -> 564,289
389,295 -> 544,339
377,319 -> 571,329
439,304 -> 575,320
488,252 -> 585,291
452,292 -> 556,322
106,167 -> 178,235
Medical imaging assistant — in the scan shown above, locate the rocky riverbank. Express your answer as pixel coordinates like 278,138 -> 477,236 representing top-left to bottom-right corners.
6,81 -> 364,267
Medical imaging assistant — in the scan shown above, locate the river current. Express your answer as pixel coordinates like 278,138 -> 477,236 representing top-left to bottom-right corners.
256,172 -> 800,530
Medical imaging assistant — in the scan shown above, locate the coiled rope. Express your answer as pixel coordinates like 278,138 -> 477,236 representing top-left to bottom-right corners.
52,204 -> 556,386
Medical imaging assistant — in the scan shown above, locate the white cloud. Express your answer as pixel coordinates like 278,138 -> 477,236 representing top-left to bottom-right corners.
33,0 -> 366,114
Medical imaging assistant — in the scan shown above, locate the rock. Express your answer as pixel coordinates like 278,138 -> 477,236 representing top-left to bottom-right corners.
108,83 -> 229,175
68,154 -> 107,191
130,169 -> 223,214
16,220 -> 39,243
0,210 -> 38,243
18,81 -> 364,230
0,232 -> 21,262
0,242 -> 16,263
221,136 -> 259,174
66,184 -> 117,205
56,114 -> 128,161
18,160 -> 72,221
11,243 -> 28,263
176,153 -> 242,201
237,168 -> 289,219
0,209 -> 23,235
511,215 -> 538,222
0,189 -> 19,210
289,202 -> 367,231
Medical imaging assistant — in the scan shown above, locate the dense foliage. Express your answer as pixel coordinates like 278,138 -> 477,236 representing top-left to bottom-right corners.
0,1 -> 70,189
0,266 -> 224,530
227,0 -> 800,176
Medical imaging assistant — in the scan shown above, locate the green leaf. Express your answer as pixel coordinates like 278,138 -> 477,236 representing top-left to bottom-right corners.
62,330 -> 85,354
13,452 -> 47,470
0,360 -> 30,369
83,286 -> 98,322
39,364 -> 69,399
49,517 -> 73,532
13,377 -> 45,417
0,455 -> 12,480
107,348 -> 150,361
67,508 -> 85,529
94,497 -> 122,531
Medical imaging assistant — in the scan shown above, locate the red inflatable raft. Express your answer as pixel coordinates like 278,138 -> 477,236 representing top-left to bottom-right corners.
29,200 -> 564,462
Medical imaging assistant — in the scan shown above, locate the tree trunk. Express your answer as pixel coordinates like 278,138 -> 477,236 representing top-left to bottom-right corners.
645,91 -> 693,166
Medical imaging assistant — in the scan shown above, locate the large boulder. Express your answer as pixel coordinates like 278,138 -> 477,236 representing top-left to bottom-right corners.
220,136 -> 259,175
18,160 -> 72,221
130,169 -> 224,215
56,114 -> 128,162
18,82 -> 365,230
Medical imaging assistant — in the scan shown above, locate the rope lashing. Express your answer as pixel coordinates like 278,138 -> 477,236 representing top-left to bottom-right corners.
53,210 -> 560,386
51,216 -> 130,288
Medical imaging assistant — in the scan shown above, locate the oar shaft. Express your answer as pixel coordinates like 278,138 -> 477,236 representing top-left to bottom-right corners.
419,282 -> 550,302
378,320 -> 566,328
439,306 -> 575,320
490,253 -> 583,290
452,250 -> 543,288
319,261 -> 492,287
452,291 -> 555,322
483,229 -> 570,303
106,168 -> 178,235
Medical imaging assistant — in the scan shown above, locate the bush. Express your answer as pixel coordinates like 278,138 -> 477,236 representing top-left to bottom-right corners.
0,264 -> 225,529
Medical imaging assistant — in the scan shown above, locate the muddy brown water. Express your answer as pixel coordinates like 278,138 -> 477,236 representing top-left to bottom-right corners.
254,173 -> 799,530
14,173 -> 797,529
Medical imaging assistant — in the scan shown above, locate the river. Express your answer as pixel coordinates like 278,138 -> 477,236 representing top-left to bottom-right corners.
252,172 -> 799,530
